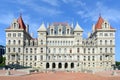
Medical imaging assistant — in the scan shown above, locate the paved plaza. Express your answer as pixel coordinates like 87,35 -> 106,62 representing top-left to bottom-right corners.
0,69 -> 120,80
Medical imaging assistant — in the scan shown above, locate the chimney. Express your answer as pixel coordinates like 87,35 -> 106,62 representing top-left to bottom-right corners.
88,32 -> 91,38
31,32 -> 34,38
92,24 -> 95,32
26,24 -> 29,33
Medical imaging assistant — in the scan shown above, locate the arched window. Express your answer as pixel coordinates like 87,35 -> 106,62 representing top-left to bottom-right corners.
53,48 -> 56,53
46,63 -> 49,68
14,23 -> 17,28
59,48 -> 61,53
8,40 -> 11,45
34,56 -> 37,60
67,29 -> 69,34
13,40 -> 16,45
92,48 -> 94,53
64,48 -> 66,53
59,29 -> 61,34
30,48 -> 32,53
110,48 -> 112,53
100,48 -> 102,53
18,48 -> 20,53
13,48 -> 15,52
110,40 -> 112,45
100,40 -> 102,45
8,48 -> 10,52
105,23 -> 107,28
51,29 -> 53,34
71,63 -> 74,68
41,48 -> 43,53
88,56 -> 90,61
41,40 -> 43,45
105,48 -> 107,53
77,48 -> 79,53
26,48 -> 28,53
70,49 -> 72,53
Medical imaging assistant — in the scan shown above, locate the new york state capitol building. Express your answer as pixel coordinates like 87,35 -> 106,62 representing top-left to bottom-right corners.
5,15 -> 116,72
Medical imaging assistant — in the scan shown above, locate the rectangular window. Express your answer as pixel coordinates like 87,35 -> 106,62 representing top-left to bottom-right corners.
30,48 -> 32,53
41,48 -> 43,53
70,49 -> 72,53
8,33 -> 11,37
18,33 -> 21,37
18,48 -> 20,53
13,33 -> 16,37
77,48 -> 79,53
26,48 -> 28,53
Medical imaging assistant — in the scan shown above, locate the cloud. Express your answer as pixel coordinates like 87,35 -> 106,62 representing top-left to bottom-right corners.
77,2 -> 120,23
41,0 -> 59,7
0,13 -> 15,25
62,0 -> 86,7
13,0 -> 62,16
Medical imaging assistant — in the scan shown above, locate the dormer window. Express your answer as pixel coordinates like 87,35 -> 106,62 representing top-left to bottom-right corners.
59,29 -> 61,34
14,23 -> 17,28
51,29 -> 53,35
105,23 -> 107,28
67,29 -> 69,34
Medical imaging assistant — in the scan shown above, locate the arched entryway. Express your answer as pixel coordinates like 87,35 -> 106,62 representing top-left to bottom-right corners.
52,63 -> 56,68
65,63 -> 68,68
58,63 -> 62,69
71,63 -> 74,68
46,63 -> 49,68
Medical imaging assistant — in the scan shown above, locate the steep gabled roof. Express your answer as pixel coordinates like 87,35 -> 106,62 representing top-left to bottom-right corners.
6,15 -> 26,30
37,22 -> 46,31
95,16 -> 114,30
17,15 -> 26,30
74,22 -> 83,31
95,16 -> 104,30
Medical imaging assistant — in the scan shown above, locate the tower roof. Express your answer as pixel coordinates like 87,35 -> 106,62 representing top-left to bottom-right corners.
74,22 -> 83,31
17,15 -> 26,30
38,22 -> 46,31
95,16 -> 113,30
6,15 -> 26,30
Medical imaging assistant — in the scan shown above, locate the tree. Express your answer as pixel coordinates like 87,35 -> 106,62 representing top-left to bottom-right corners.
0,56 -> 3,64
116,61 -> 120,66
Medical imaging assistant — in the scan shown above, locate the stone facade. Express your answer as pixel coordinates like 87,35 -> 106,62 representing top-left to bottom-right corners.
5,15 -> 116,72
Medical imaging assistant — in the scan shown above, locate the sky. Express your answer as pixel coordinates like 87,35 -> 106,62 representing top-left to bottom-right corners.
0,0 -> 120,61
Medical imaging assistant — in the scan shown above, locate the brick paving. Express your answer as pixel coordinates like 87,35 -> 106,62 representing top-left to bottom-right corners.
0,70 -> 120,80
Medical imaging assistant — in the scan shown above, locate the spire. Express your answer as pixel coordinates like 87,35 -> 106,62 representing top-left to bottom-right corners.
47,22 -> 49,28
37,22 -> 46,31
74,22 -> 83,31
95,15 -> 104,30
71,22 -> 74,28
17,14 -> 26,30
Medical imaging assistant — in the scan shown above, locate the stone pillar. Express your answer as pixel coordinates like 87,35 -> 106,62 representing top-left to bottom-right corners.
6,70 -> 11,75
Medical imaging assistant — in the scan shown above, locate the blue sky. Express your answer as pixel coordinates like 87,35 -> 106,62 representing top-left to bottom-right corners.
0,0 -> 120,61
